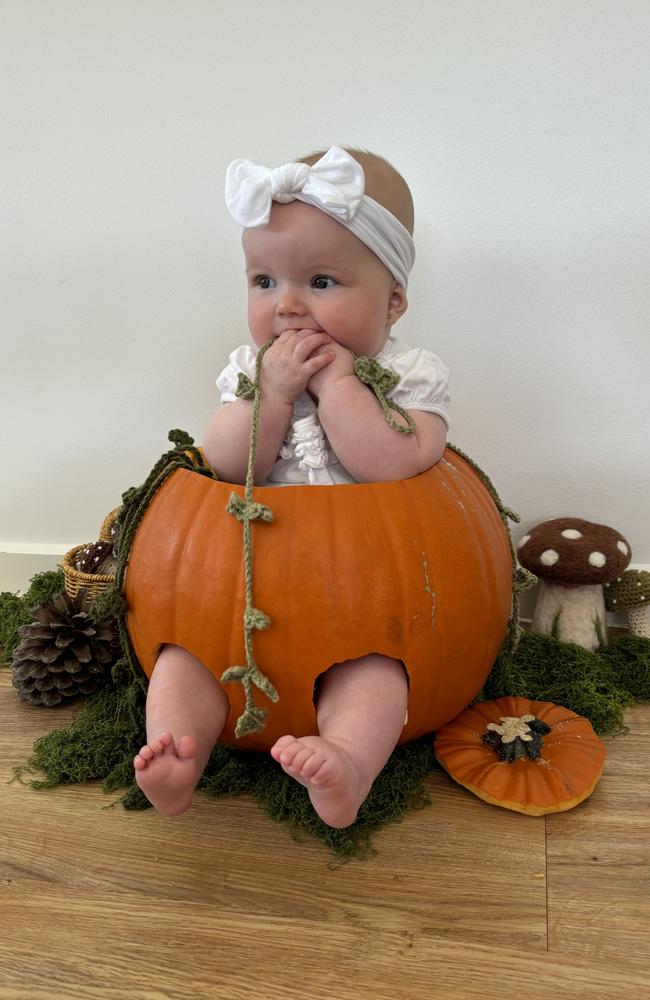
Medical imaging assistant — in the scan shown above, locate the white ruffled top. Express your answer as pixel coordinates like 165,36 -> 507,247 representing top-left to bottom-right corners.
216,336 -> 450,486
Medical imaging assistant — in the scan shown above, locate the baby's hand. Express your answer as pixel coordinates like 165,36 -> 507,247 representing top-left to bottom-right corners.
261,330 -> 335,404
307,340 -> 355,400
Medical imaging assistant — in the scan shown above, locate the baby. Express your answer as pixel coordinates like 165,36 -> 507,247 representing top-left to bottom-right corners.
133,145 -> 450,828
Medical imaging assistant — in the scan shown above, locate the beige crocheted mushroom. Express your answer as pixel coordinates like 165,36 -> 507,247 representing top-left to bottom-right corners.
517,517 -> 632,651
604,569 -> 650,638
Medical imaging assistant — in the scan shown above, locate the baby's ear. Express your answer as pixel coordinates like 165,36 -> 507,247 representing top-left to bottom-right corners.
387,283 -> 408,325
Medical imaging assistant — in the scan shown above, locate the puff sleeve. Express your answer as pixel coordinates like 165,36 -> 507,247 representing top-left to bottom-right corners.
383,345 -> 451,428
216,345 -> 258,403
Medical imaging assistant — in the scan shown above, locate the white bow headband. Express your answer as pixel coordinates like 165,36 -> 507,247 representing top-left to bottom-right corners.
224,145 -> 415,289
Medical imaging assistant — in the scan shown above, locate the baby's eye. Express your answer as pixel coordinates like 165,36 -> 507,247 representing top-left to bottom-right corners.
311,275 -> 337,290
254,275 -> 276,289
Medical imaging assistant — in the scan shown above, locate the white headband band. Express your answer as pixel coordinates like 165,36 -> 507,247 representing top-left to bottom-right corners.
224,145 -> 415,289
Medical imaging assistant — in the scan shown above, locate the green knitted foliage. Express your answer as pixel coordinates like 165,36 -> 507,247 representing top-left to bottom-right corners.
0,570 -> 65,663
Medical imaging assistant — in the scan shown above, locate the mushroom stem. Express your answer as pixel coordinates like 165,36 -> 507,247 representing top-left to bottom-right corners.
628,605 -> 650,639
532,581 -> 607,651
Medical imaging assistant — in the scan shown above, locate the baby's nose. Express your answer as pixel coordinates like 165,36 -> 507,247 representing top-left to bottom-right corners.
276,287 -> 308,316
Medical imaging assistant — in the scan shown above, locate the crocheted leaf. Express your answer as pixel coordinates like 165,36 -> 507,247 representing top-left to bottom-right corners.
221,665 -> 247,683
234,704 -> 268,738
235,373 -> 256,400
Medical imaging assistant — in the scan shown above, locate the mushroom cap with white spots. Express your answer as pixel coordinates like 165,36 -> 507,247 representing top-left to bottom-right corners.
517,517 -> 631,585
604,568 -> 650,611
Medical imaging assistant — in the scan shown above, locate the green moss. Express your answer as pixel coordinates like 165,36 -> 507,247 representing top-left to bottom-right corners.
477,631 -> 639,735
201,737 -> 435,864
13,663 -> 146,791
17,627 -> 650,860
598,635 -> 650,701
8,559 -> 650,859
15,660 -> 435,862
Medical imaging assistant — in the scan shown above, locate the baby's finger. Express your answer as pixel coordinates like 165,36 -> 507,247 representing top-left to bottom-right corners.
274,329 -> 303,345
293,331 -> 332,360
304,351 -> 335,374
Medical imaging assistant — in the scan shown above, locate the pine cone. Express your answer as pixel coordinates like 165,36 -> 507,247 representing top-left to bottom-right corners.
10,590 -> 119,707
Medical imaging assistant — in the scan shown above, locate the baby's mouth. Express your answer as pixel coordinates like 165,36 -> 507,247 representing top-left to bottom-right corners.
276,326 -> 325,335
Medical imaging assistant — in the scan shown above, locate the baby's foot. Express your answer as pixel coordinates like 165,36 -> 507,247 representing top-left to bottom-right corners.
270,735 -> 371,829
133,732 -> 199,816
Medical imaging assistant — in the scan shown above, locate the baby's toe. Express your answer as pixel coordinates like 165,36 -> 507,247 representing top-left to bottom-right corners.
299,751 -> 325,780
287,745 -> 316,774
138,744 -> 155,761
278,741 -> 308,768
158,732 -> 175,751
151,736 -> 172,755
271,735 -> 297,762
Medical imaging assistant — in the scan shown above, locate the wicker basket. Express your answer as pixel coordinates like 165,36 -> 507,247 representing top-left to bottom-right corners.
99,507 -> 120,542
61,507 -> 120,599
61,544 -> 116,599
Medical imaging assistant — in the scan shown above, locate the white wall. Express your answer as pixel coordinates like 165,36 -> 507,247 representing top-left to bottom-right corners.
2,1 -> 649,592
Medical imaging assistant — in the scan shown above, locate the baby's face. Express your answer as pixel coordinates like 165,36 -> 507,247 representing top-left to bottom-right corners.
242,201 -> 402,357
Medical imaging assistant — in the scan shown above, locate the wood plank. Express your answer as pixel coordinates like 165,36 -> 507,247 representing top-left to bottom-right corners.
1,890 -> 648,1000
546,703 -> 650,971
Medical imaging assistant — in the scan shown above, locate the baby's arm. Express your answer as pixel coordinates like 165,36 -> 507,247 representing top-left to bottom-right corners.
316,374 -> 448,482
203,330 -> 334,484
203,394 -> 293,484
307,339 -> 448,481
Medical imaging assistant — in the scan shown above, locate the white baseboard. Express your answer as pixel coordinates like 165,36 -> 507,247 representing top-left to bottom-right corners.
0,542 -> 73,556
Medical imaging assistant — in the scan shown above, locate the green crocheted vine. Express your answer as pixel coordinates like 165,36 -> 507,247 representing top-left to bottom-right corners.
222,338 -> 279,737
353,356 -> 416,434
224,342 -> 423,736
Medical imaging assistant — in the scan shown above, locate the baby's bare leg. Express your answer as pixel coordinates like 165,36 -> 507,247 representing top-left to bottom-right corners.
271,654 -> 408,828
133,644 -> 230,816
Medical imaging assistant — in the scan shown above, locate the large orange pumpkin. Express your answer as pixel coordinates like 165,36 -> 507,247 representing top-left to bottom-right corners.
124,448 -> 514,751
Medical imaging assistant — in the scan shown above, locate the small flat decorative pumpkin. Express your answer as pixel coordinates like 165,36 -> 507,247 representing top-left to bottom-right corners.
434,696 -> 606,815
124,447 -> 514,751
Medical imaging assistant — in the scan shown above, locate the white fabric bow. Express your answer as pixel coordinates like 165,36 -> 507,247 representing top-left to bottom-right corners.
225,145 -> 365,228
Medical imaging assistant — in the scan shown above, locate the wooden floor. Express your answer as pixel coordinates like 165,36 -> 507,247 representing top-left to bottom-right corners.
1,668 -> 649,1000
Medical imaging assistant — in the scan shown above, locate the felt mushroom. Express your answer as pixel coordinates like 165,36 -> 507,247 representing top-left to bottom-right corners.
605,569 -> 650,638
76,540 -> 117,576
517,517 -> 631,651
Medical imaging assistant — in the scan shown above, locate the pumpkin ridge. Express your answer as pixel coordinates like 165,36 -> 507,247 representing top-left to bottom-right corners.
536,762 -> 581,800
445,459 -> 493,643
542,747 -> 606,790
